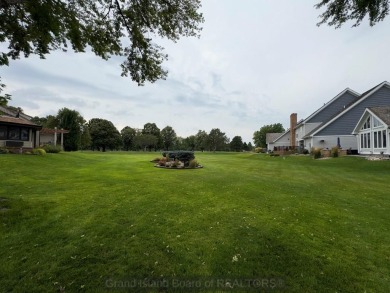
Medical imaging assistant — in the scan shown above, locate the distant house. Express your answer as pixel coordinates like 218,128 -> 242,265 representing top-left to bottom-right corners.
267,81 -> 390,154
266,133 -> 284,151
352,107 -> 390,155
0,105 -> 69,152
0,106 -> 41,152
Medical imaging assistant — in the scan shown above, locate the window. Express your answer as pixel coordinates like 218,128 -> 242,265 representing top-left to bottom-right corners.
8,127 -> 20,140
367,132 -> 371,148
360,134 -> 364,148
372,130 -> 388,148
362,116 -> 371,129
373,116 -> 382,128
20,128 -> 29,141
0,126 -> 6,139
0,126 -> 30,141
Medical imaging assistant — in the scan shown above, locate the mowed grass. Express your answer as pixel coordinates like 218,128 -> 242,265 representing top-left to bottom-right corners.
0,152 -> 389,292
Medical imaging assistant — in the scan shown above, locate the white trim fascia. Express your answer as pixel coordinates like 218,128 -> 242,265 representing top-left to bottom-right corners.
352,107 -> 390,134
310,81 -> 390,137
352,109 -> 370,134
303,88 -> 360,123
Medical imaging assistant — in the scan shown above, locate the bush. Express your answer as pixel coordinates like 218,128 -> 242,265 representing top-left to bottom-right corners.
162,151 -> 195,166
311,147 -> 321,159
32,148 -> 46,156
302,149 -> 309,155
158,157 -> 167,166
188,159 -> 199,168
42,144 -> 62,153
171,159 -> 180,168
331,146 -> 339,158
0,147 -> 10,154
269,153 -> 280,157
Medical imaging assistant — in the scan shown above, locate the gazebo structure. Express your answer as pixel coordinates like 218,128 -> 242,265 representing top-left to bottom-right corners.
39,127 -> 70,150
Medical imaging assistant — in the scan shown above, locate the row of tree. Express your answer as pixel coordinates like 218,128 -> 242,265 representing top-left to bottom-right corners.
31,108 -> 255,152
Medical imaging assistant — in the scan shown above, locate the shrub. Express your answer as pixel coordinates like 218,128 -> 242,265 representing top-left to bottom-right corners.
162,151 -> 195,166
311,147 -> 321,159
0,147 -> 10,154
171,159 -> 180,168
158,157 -> 167,166
32,148 -> 46,156
269,153 -> 280,157
42,144 -> 62,153
254,147 -> 262,153
302,149 -> 309,155
331,146 -> 339,158
189,159 -> 198,168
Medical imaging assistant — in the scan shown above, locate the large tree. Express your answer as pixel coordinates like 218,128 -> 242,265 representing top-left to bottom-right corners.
134,133 -> 158,151
195,130 -> 208,152
88,118 -> 121,151
230,136 -> 243,152
80,124 -> 92,150
253,123 -> 285,148
208,128 -> 228,152
30,115 -> 59,128
121,126 -> 136,151
0,0 -> 203,87
181,135 -> 196,151
142,122 -> 161,148
315,0 -> 389,27
161,126 -> 177,150
57,108 -> 85,151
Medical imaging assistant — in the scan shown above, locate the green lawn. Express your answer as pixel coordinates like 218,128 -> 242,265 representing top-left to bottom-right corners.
0,152 -> 389,292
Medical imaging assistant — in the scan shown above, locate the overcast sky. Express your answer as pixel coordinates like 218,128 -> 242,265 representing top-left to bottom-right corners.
2,1 -> 390,143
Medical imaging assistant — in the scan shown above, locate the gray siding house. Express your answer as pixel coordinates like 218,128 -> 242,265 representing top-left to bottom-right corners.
306,81 -> 390,151
268,81 -> 390,154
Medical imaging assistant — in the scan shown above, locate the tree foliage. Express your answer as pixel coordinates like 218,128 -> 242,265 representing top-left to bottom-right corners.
315,0 -> 390,27
195,130 -> 208,151
121,126 -> 136,151
0,0 -> 203,86
181,135 -> 196,151
230,136 -> 243,152
80,124 -> 92,150
88,118 -> 121,151
30,115 -> 59,128
134,133 -> 158,151
57,108 -> 85,151
208,128 -> 228,152
161,125 -> 177,150
0,77 -> 11,105
253,123 -> 285,148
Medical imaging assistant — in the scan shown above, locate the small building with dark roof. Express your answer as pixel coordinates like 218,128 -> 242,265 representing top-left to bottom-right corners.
0,114 -> 42,151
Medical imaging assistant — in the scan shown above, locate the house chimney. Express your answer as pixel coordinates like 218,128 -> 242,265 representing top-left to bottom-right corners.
290,113 -> 297,148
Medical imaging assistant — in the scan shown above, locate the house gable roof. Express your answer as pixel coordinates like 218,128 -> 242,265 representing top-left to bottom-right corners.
369,106 -> 390,125
304,88 -> 360,124
307,81 -> 390,137
266,133 -> 284,144
0,116 -> 42,129
0,105 -> 33,120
